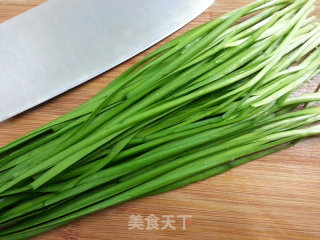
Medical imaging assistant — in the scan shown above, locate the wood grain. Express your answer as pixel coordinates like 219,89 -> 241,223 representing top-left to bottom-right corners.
1,1 -> 320,239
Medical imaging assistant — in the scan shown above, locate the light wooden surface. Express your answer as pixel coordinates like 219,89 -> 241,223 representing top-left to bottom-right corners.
1,1 -> 320,239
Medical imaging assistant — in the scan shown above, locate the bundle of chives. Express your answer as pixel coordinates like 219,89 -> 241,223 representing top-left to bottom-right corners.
0,0 -> 320,239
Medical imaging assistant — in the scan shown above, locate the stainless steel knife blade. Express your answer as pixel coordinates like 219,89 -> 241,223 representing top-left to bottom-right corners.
0,0 -> 214,121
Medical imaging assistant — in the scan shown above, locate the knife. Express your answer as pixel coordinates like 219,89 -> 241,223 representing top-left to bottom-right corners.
0,0 -> 214,122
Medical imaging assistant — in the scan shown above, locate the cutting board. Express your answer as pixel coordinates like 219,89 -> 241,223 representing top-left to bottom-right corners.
1,1 -> 320,239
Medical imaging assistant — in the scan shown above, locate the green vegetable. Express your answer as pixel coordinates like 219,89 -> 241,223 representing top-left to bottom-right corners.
0,0 -> 319,239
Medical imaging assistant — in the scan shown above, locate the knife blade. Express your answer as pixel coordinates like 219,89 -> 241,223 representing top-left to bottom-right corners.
0,0 -> 214,122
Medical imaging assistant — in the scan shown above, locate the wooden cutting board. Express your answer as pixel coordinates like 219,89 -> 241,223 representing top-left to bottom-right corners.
1,1 -> 320,239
